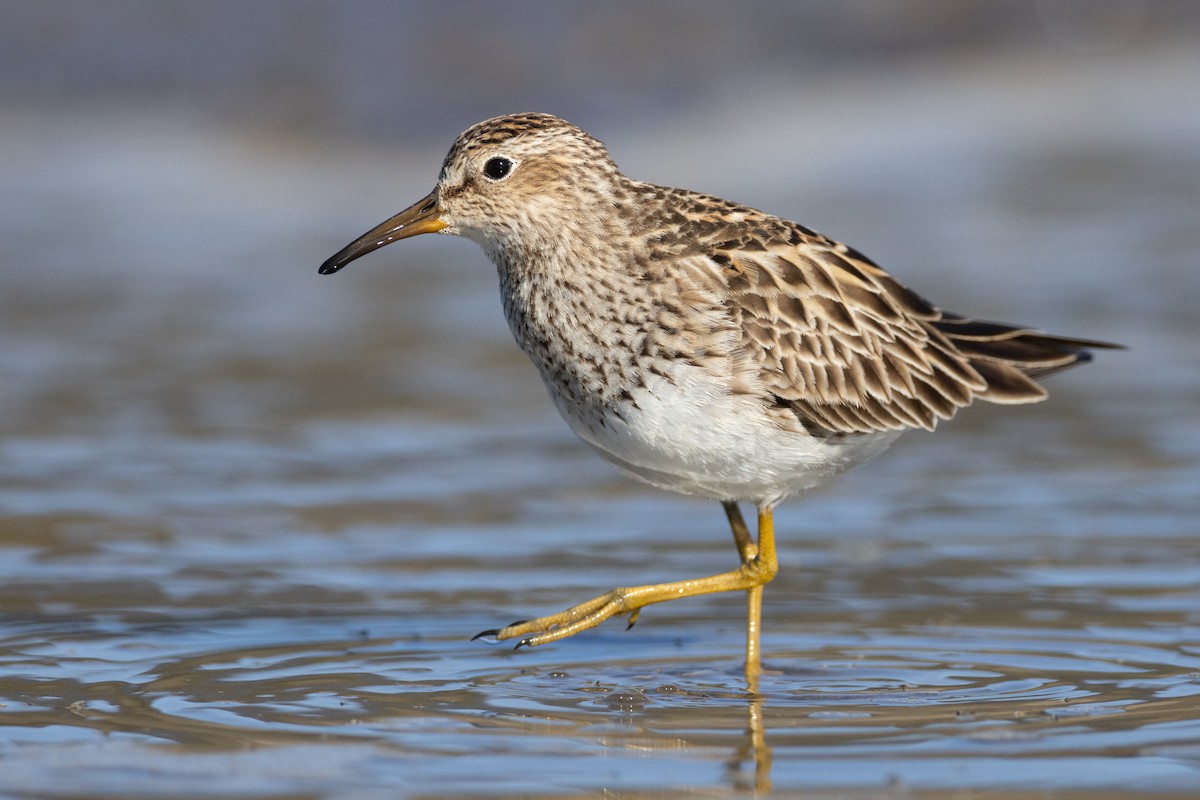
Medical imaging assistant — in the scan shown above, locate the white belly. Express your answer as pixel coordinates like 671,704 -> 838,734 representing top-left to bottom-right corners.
548,363 -> 901,507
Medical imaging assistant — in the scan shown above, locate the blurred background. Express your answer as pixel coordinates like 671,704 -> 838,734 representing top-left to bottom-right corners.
2,0 -> 1196,465
1,2 -> 1199,797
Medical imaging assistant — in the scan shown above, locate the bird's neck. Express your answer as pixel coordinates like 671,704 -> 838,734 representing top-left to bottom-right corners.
486,228 -> 651,418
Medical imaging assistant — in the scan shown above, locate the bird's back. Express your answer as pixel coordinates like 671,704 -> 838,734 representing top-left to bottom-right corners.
629,184 -> 1120,437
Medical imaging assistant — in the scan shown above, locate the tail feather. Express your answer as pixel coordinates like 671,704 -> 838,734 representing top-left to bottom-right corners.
932,313 -> 1122,403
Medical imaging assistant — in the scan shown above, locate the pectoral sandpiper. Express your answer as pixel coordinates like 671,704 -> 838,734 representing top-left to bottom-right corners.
320,113 -> 1119,686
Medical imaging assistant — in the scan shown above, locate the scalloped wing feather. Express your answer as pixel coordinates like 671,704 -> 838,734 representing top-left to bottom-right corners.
700,228 -> 1115,435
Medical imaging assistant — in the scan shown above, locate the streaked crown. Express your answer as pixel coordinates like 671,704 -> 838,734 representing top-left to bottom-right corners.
433,113 -> 626,250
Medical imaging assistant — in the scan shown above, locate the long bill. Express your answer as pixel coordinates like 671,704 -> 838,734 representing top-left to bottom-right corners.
319,190 -> 446,275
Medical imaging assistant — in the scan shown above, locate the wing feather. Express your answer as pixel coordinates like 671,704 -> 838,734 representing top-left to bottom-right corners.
699,223 -> 1118,435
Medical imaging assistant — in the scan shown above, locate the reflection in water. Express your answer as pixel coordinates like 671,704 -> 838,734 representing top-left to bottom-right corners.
728,694 -> 773,794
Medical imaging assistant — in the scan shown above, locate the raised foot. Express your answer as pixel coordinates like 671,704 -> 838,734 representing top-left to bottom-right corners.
470,620 -> 530,643
471,554 -> 779,650
475,589 -> 635,649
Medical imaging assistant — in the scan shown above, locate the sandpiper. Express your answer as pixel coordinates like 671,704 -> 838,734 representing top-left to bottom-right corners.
320,112 -> 1119,685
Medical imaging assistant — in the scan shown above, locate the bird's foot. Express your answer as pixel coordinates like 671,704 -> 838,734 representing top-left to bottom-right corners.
470,554 -> 777,651
472,588 -> 636,649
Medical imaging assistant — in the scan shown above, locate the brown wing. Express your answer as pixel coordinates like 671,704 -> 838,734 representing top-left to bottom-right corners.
707,228 -> 1118,434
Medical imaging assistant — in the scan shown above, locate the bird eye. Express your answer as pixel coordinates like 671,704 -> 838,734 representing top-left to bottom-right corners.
482,157 -> 514,180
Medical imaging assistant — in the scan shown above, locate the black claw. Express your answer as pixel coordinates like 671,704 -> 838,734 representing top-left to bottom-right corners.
514,637 -> 533,650
625,619 -> 637,631
471,629 -> 500,642
508,619 -> 530,628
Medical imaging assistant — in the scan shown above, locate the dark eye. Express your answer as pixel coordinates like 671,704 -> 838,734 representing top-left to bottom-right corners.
483,157 -> 513,180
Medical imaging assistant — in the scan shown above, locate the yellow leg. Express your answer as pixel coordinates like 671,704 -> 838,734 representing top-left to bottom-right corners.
477,505 -> 778,685
723,501 -> 757,563
724,502 -> 768,688
745,582 -> 764,690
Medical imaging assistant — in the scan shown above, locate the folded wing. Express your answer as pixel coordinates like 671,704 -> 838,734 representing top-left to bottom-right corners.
704,229 -> 1118,435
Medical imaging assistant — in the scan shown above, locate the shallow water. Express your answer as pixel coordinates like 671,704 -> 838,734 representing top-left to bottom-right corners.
2,37 -> 1200,799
